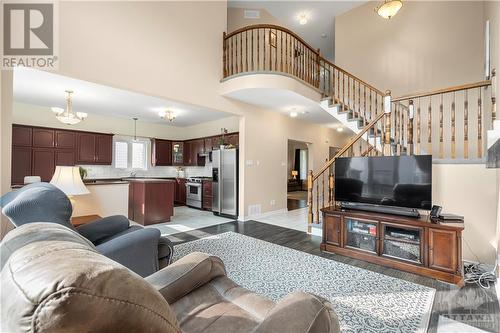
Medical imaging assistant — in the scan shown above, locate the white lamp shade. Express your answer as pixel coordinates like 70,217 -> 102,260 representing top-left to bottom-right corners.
50,166 -> 90,196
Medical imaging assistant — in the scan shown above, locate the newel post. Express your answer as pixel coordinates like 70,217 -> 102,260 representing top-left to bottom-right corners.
328,173 -> 334,207
307,170 -> 314,224
316,48 -> 321,89
492,68 -> 497,123
383,90 -> 392,156
223,32 -> 227,78
408,100 -> 414,155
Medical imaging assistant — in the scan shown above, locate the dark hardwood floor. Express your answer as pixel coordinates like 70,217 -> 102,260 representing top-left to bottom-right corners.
287,198 -> 307,211
166,220 -> 500,333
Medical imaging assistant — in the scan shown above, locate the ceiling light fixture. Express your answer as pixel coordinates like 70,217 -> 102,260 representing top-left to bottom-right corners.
290,111 -> 298,118
376,0 -> 403,19
159,110 -> 175,122
132,117 -> 138,141
337,127 -> 344,132
51,90 -> 87,125
298,13 -> 308,25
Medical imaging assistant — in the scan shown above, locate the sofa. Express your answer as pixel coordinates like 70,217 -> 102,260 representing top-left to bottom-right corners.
1,223 -> 341,333
1,182 -> 173,277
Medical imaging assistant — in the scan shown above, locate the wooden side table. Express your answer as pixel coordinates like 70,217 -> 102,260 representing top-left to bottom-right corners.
71,214 -> 101,227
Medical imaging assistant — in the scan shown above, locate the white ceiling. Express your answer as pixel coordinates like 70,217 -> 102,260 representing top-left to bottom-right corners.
228,1 -> 366,60
225,87 -> 342,128
13,68 -> 233,127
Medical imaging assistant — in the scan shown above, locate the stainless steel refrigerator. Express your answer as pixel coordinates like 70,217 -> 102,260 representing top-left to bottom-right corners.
212,148 -> 238,218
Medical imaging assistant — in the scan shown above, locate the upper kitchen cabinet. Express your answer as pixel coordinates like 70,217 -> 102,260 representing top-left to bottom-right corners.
184,139 -> 205,166
32,128 -> 55,148
152,139 -> 172,166
95,134 -> 113,164
55,130 -> 75,149
12,125 -> 32,147
172,141 -> 184,166
225,133 -> 239,147
76,132 -> 113,165
11,146 -> 32,185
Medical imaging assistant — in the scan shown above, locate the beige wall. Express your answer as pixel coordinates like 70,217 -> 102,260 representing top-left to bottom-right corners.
335,1 -> 486,97
241,107 -> 349,219
12,102 -> 239,141
1,71 -> 14,239
227,7 -> 284,33
433,164 -> 498,264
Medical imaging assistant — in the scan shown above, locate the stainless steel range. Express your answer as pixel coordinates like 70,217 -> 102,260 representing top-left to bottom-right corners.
185,178 -> 202,209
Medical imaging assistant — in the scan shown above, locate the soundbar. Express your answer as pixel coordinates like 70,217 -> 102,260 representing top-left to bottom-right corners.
340,202 -> 420,218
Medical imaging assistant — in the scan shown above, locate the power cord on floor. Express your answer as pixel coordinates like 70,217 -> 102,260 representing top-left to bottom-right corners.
463,238 -> 497,289
463,262 -> 497,289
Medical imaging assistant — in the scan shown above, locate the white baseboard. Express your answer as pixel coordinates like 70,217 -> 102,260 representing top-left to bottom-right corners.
238,208 -> 288,222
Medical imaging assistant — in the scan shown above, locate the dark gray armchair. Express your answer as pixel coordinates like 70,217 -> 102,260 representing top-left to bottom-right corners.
1,182 -> 173,277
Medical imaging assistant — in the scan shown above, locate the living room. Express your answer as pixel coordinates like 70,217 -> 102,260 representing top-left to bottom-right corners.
1,1 -> 500,333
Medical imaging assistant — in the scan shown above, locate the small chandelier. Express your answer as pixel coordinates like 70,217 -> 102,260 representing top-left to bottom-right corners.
51,90 -> 87,125
159,110 -> 175,122
376,0 -> 403,19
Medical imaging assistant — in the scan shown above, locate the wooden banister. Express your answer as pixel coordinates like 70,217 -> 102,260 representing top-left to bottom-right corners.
393,80 -> 492,102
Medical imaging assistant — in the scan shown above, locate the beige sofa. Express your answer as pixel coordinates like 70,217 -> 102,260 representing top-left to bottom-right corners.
1,222 -> 340,333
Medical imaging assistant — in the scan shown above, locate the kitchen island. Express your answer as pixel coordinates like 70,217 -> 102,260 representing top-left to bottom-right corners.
128,179 -> 175,225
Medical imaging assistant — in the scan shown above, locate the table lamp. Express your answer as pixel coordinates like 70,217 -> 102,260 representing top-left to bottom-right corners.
50,166 -> 89,213
291,170 -> 298,180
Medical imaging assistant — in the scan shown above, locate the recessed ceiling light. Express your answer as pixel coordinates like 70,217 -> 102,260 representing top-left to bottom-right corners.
298,14 -> 308,25
290,111 -> 298,118
337,127 -> 344,132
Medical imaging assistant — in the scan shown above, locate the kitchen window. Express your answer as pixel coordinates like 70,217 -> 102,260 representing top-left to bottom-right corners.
113,138 -> 149,170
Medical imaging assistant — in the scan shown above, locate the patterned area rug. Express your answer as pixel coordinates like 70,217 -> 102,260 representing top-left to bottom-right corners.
173,232 -> 435,333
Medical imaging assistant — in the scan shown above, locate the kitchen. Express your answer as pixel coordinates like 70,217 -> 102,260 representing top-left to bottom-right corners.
10,68 -> 240,234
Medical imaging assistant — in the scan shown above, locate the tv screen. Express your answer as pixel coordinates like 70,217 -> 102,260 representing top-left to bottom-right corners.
335,155 -> 432,210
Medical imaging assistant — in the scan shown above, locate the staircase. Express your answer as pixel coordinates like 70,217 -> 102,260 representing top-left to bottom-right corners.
221,24 -> 497,227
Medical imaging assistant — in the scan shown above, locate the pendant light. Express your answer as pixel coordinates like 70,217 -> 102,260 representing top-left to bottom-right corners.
133,117 -> 138,141
51,90 -> 88,125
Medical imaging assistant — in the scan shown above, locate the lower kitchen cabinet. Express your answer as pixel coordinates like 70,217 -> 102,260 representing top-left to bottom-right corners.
128,179 -> 175,225
202,179 -> 212,211
174,178 -> 187,205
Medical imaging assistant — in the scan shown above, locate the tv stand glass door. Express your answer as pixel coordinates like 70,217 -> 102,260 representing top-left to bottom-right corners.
345,218 -> 378,254
381,223 -> 423,264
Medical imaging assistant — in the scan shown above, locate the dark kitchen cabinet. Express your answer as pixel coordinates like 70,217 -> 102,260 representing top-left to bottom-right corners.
174,178 -> 186,205
183,140 -> 193,166
32,149 -> 56,182
55,150 -> 75,166
202,179 -> 212,211
11,146 -> 32,185
12,125 -> 32,147
76,132 -> 113,165
152,139 -> 172,166
33,128 -> 55,148
76,132 -> 96,163
172,142 -> 184,166
55,130 -> 75,149
95,134 -> 113,164
225,133 -> 239,147
204,137 -> 213,153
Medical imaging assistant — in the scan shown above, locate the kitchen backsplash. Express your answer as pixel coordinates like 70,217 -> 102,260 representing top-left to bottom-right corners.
79,163 -> 212,179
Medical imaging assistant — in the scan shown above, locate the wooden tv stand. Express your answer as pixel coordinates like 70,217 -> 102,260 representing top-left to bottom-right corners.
321,206 -> 464,285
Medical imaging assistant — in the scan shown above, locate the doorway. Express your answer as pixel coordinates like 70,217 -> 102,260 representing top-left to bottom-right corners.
287,140 -> 309,211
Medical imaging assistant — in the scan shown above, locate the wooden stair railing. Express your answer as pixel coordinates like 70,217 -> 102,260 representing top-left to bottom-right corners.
222,25 -> 496,227
307,71 -> 496,225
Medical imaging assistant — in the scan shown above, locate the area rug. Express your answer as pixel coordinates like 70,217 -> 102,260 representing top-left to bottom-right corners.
173,232 -> 435,333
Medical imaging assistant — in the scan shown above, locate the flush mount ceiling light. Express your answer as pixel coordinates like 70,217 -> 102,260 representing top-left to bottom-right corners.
290,111 -> 298,118
159,110 -> 175,122
337,127 -> 344,132
298,13 -> 308,25
51,90 -> 87,125
376,0 -> 403,19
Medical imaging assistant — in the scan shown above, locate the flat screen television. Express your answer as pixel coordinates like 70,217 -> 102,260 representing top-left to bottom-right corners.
335,155 -> 432,210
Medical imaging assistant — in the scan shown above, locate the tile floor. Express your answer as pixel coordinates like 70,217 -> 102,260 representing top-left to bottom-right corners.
255,207 -> 322,236
144,206 -> 233,236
